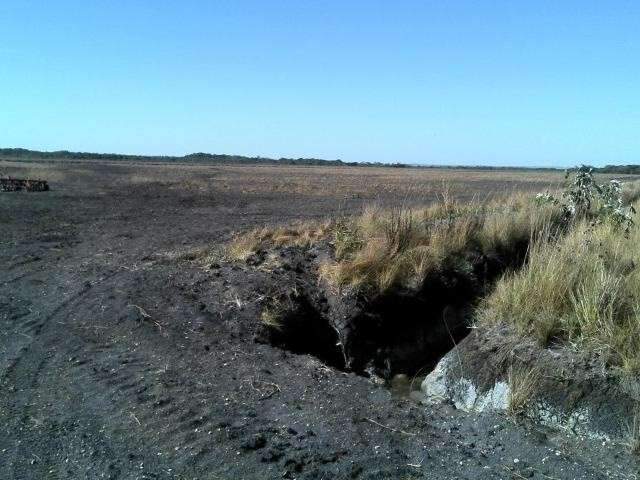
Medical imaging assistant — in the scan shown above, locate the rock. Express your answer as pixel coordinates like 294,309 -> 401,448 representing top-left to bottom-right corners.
421,325 -> 639,442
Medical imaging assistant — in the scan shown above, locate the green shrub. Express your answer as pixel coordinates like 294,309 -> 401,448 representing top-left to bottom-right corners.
536,166 -> 635,232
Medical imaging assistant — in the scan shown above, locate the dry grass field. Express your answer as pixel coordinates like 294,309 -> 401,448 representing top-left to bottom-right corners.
1,159 -> 575,201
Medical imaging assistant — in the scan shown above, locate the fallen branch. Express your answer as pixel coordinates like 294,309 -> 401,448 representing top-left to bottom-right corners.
363,417 -> 416,436
130,413 -> 142,426
128,304 -> 163,331
129,304 -> 152,319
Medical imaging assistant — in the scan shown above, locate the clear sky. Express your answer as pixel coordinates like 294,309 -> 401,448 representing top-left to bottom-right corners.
1,1 -> 639,167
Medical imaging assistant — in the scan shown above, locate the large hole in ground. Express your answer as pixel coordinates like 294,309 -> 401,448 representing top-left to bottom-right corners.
255,293 -> 346,370
342,246 -> 530,378
255,242 -> 530,380
342,270 -> 478,376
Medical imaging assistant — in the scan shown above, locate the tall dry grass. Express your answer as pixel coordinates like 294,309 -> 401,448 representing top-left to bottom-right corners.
227,179 -> 640,374
478,209 -> 640,374
226,220 -> 333,261
319,194 -> 564,293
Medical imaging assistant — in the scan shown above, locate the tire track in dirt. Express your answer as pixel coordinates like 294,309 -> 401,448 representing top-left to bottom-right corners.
1,264 -> 235,476
0,268 -> 125,479
0,277 -> 99,384
66,338 -> 227,473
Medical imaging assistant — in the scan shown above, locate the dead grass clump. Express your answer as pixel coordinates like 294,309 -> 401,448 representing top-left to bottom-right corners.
506,365 -> 540,417
226,228 -> 269,261
332,218 -> 363,260
477,194 -> 564,254
260,299 -> 285,331
622,180 -> 640,206
624,406 -> 640,454
226,220 -> 332,261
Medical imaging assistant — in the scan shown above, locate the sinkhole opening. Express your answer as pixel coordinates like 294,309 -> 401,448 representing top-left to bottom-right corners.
254,242 -> 530,381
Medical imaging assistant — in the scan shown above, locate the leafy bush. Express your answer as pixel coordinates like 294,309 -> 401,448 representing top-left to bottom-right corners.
536,166 -> 635,232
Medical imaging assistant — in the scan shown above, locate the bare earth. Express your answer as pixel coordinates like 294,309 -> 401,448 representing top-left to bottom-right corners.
1,160 -> 638,479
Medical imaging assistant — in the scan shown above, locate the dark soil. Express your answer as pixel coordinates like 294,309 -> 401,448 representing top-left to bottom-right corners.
1,160 -> 638,479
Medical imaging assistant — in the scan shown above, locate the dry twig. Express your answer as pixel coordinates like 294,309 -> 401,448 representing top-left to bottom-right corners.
363,417 -> 416,436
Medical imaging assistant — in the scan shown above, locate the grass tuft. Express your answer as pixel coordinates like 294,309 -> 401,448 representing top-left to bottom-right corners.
506,365 -> 540,417
226,220 -> 332,261
624,406 -> 640,454
260,304 -> 284,331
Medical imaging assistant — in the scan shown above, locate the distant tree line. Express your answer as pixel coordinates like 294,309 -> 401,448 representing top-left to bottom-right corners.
0,148 -> 419,168
3,148 -> 636,173
590,165 -> 640,175
0,148 -> 348,166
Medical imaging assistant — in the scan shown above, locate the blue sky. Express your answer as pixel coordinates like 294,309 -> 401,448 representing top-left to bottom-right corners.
1,1 -> 639,167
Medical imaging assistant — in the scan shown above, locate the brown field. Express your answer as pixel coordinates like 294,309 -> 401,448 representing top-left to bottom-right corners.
0,159 -> 580,203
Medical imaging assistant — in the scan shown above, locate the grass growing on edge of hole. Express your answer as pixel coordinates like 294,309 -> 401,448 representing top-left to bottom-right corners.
226,188 -> 568,294
319,195 -> 565,294
260,306 -> 284,331
478,205 -> 640,375
226,220 -> 333,261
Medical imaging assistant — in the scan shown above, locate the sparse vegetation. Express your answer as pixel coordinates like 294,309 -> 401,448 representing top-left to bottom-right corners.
226,221 -> 332,261
260,302 -> 285,331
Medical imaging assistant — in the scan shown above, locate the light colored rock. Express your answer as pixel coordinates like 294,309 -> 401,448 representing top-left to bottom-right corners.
421,344 -> 616,442
421,353 -> 509,412
421,355 -> 450,403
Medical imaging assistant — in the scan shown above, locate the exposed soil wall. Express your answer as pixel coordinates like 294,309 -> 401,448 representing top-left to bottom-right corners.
246,235 -> 640,444
421,325 -> 640,441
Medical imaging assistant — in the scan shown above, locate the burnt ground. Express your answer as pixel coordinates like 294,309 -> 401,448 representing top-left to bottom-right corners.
1,160 -> 639,479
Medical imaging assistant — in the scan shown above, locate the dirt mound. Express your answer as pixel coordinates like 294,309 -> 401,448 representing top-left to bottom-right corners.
0,178 -> 49,192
